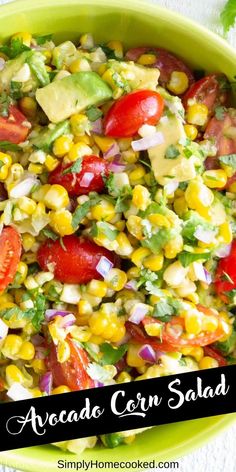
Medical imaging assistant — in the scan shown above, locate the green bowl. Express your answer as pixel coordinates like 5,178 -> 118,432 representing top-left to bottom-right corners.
0,0 -> 236,470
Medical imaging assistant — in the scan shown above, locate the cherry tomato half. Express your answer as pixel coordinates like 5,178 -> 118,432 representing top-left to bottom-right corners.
37,235 -> 117,284
203,345 -> 227,366
215,240 -> 236,301
0,226 -> 22,292
49,155 -> 108,197
183,74 -> 229,112
204,108 -> 236,172
0,105 -> 30,144
104,90 -> 164,138
47,337 -> 94,391
125,47 -> 194,89
125,321 -> 175,352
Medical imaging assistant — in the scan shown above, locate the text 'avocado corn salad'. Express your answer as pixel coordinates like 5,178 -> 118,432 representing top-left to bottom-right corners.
0,32 -> 236,452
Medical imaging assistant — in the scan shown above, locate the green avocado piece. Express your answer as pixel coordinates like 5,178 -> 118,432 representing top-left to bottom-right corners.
31,120 -> 70,152
0,51 -> 32,91
36,71 -> 112,123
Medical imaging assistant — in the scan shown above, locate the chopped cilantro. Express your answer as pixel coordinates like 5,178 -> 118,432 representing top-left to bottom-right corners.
72,200 -> 91,229
165,145 -> 180,159
31,293 -> 46,331
141,228 -> 176,254
10,81 -> 23,100
178,251 -> 211,267
41,228 -> 58,241
100,343 -> 128,365
152,297 -> 181,322
0,38 -> 30,58
137,268 -> 158,288
215,106 -> 226,121
86,106 -> 103,122
219,153 -> 236,168
99,44 -> 119,60
220,0 -> 236,33
215,329 -> 236,355
62,158 -> 82,175
97,222 -> 119,241
0,141 -> 21,151
0,92 -> 12,117
33,34 -> 53,45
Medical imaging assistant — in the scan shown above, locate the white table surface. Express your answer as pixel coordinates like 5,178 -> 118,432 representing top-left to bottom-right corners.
0,0 -> 236,471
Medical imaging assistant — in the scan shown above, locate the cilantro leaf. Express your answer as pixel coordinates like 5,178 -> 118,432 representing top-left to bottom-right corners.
33,34 -> 53,45
153,298 -> 181,322
0,141 -> 21,152
137,268 -> 158,288
215,329 -> 236,355
178,251 -> 211,267
100,343 -> 128,365
219,153 -> 236,168
0,92 -> 12,118
141,228 -> 176,254
98,44 -> 118,59
41,227 -> 58,241
0,38 -> 30,59
86,106 -> 103,122
10,81 -> 23,100
165,145 -> 180,159
62,158 -> 82,175
182,211 -> 215,244
220,0 -> 236,33
97,222 -> 119,241
31,293 -> 46,331
72,200 -> 91,229
215,106 -> 226,121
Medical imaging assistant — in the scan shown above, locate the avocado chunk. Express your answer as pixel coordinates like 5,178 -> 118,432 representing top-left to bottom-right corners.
52,41 -> 79,69
148,115 -> 196,185
0,51 -> 32,92
36,71 -> 112,123
109,59 -> 159,91
31,120 -> 70,152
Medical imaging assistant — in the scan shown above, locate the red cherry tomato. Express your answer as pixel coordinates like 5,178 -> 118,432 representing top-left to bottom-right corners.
0,226 -> 22,292
49,155 -> 108,197
47,337 -> 94,391
183,74 -> 229,112
37,235 -> 117,284
125,47 -> 194,89
204,108 -> 236,172
203,345 -> 227,366
125,321 -> 178,352
215,240 -> 236,301
104,90 -> 164,137
0,105 -> 30,144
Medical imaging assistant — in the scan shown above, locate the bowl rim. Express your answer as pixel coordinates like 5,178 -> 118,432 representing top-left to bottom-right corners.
0,0 -> 236,469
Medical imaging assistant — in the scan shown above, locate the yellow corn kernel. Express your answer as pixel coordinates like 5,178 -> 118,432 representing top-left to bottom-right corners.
68,142 -> 92,161
218,221 -> 232,244
199,356 -> 218,369
49,209 -> 74,236
117,372 -> 132,383
173,197 -> 188,216
164,234 -> 183,259
181,347 -> 204,362
122,149 -> 139,164
132,185 -> 150,211
115,220 -> 126,232
127,344 -> 146,367
91,200 -> 115,222
18,196 -> 37,215
185,311 -> 202,335
0,293 -> 14,304
87,280 -> 107,298
69,325 -> 91,342
137,53 -> 156,65
30,388 -> 42,398
70,113 -> 89,137
89,335 -> 104,344
102,69 -> 118,90
22,233 -> 35,252
106,40 -> 123,58
31,359 -> 46,374
131,247 -> 151,267
129,165 -> 146,183
2,334 -> 23,359
44,185 -> 69,210
45,154 -> 59,172
93,135 -> 115,153
80,33 -> 94,49
167,71 -> 189,95
45,65 -> 52,72
53,136 -> 73,157
32,184 -> 51,202
19,96 -> 37,118
11,31 -> 32,46
18,341 -> 35,360
127,266 -> 140,279
203,169 -> 227,189
52,385 -> 71,394
185,180 -> 214,211
186,103 -> 208,126
57,340 -> 71,363
41,49 -> 52,63
184,124 -> 198,141
28,163 -> 43,175
143,254 -> 164,272
202,315 -> 219,333
0,152 -> 12,180
78,300 -> 93,316
229,181 -> 236,193
148,213 -> 170,228
89,312 -> 109,336
126,215 -> 143,240
105,268 -> 127,291
115,232 -> 133,256
186,292 -> 199,304
144,322 -> 162,337
6,365 -> 24,385
98,63 -> 107,76
6,163 -> 23,185
69,58 -> 91,73
15,262 -> 28,284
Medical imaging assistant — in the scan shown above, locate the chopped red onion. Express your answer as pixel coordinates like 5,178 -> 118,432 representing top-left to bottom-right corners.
138,344 -> 156,363
215,243 -> 232,258
35,346 -> 48,359
108,161 -> 126,173
45,309 -> 73,321
0,58 -> 5,71
0,319 -> 8,341
194,227 -> 215,244
204,268 -> 212,285
92,118 -> 103,134
164,180 -> 179,195
9,176 -> 38,198
128,304 -> 149,325
125,280 -> 138,291
131,132 -> 164,151
96,256 -> 114,277
95,381 -> 104,388
58,313 -> 76,328
80,172 -> 94,187
31,334 -> 44,346
103,142 -> 120,159
39,372 -> 53,395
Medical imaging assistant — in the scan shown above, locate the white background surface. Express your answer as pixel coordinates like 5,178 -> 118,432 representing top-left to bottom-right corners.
0,0 -> 236,471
